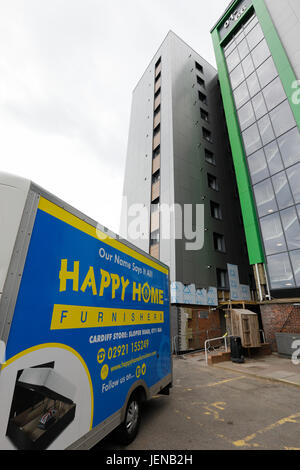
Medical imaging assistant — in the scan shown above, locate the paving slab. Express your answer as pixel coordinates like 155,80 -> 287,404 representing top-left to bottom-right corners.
212,353 -> 300,387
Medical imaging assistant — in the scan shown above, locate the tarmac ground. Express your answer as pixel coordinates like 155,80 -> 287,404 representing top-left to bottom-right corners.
93,352 -> 300,451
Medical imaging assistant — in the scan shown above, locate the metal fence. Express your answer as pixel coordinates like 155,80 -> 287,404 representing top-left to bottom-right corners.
173,328 -> 223,355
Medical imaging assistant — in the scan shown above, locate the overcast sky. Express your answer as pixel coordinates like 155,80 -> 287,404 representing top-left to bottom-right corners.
0,0 -> 230,234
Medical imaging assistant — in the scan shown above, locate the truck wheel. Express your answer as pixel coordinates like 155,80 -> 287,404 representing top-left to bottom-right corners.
115,392 -> 141,445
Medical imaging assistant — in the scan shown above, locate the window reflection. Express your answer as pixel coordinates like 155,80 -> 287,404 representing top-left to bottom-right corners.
267,252 -> 295,289
290,250 -> 300,286
264,141 -> 284,175
278,128 -> 300,168
272,172 -> 294,210
253,179 -> 277,217
260,213 -> 286,255
223,11 -> 300,289
281,207 -> 300,251
248,149 -> 269,184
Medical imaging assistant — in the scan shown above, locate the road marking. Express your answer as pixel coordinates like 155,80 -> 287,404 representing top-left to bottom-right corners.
203,402 -> 226,422
233,412 -> 300,448
206,376 -> 245,387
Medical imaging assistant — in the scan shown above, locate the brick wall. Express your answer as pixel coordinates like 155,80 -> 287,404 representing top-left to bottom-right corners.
260,303 -> 300,351
178,306 -> 222,352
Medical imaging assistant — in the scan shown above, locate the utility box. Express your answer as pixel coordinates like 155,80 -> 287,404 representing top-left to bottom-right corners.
227,309 -> 261,348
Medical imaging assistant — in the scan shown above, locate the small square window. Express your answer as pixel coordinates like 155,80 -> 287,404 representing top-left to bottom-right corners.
197,76 -> 205,88
198,91 -> 207,104
155,71 -> 161,82
200,108 -> 209,122
153,145 -> 160,159
151,199 -> 160,213
207,174 -> 219,191
205,149 -> 215,165
153,123 -> 160,137
155,57 -> 161,68
203,128 -> 213,143
213,233 -> 226,252
150,229 -> 160,246
216,268 -> 229,289
152,170 -> 160,184
195,61 -> 203,74
210,201 -> 222,220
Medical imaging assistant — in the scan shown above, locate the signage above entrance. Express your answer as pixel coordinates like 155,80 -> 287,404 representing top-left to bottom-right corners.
224,5 -> 247,29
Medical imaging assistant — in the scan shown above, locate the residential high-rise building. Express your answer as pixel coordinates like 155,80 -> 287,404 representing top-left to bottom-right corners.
121,31 -> 252,348
211,0 -> 300,349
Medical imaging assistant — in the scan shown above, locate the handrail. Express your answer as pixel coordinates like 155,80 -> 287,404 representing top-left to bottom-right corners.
173,329 -> 221,355
259,329 -> 266,344
204,334 -> 233,365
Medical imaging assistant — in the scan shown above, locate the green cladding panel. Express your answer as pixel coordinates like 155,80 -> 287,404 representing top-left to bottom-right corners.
211,22 -> 264,266
211,0 -> 300,266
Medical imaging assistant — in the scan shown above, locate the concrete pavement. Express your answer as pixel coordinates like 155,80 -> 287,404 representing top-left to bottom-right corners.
211,352 -> 300,388
93,352 -> 300,450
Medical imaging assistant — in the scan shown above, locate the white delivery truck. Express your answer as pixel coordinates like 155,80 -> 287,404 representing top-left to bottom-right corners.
0,172 -> 172,450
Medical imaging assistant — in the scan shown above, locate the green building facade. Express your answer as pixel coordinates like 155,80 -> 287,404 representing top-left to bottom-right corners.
211,0 -> 300,299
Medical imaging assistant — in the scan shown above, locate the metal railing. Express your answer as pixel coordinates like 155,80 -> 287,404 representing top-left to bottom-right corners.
173,329 -> 222,356
173,329 -> 267,360
204,334 -> 233,365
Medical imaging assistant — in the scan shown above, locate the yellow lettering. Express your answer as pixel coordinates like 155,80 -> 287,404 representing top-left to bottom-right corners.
59,259 -> 79,292
151,287 -> 159,304
111,273 -> 120,299
142,283 -> 151,303
159,290 -> 164,305
80,266 -> 97,295
132,282 -> 141,301
99,269 -> 111,297
121,277 -> 130,301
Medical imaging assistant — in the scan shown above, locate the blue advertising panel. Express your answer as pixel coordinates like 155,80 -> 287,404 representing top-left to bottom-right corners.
1,197 -> 171,449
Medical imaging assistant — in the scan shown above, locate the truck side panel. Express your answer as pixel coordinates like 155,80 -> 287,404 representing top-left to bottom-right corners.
0,193 -> 171,450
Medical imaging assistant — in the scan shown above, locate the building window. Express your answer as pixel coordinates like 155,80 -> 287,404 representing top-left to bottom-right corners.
198,91 -> 207,105
154,88 -> 161,99
152,170 -> 160,185
205,149 -> 215,165
213,233 -> 226,252
195,61 -> 203,74
154,105 -> 161,117
211,201 -> 222,220
217,269 -> 229,289
203,128 -> 213,143
150,229 -> 160,246
153,145 -> 160,159
151,198 -> 160,213
197,76 -> 205,88
153,123 -> 160,137
207,173 -> 219,191
200,108 -> 209,122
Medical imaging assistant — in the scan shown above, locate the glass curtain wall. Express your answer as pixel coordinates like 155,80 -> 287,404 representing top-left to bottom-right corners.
224,12 -> 300,290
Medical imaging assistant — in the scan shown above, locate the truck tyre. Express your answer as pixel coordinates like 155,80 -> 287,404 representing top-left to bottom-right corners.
115,392 -> 141,445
